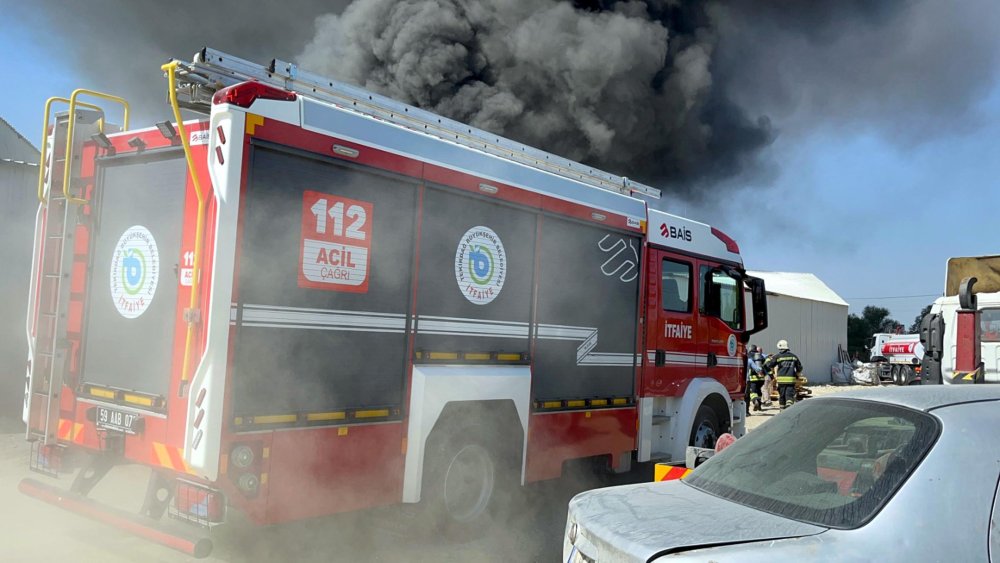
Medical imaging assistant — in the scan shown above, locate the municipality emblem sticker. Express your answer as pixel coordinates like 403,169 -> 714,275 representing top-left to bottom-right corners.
455,226 -> 506,305
110,225 -> 159,319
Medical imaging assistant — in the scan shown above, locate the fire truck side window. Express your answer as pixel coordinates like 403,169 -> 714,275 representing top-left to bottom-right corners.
712,271 -> 743,330
981,309 -> 1000,342
699,265 -> 743,330
662,259 -> 692,312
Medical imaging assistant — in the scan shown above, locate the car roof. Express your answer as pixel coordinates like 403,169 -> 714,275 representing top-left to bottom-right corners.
815,385 -> 1000,412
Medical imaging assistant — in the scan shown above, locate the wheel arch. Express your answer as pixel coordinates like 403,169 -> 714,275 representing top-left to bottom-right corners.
668,377 -> 733,462
402,365 -> 531,503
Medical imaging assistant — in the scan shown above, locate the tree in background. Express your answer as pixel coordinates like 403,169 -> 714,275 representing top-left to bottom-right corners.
847,306 -> 904,360
909,304 -> 934,333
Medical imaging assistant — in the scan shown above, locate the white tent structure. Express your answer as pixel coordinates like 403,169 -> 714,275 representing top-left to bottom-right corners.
747,271 -> 848,384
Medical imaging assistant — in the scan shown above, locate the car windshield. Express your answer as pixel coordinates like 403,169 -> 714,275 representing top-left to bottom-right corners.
685,398 -> 939,529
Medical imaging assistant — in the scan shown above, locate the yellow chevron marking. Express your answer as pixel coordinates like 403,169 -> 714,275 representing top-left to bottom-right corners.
153,442 -> 172,468
246,113 -> 264,135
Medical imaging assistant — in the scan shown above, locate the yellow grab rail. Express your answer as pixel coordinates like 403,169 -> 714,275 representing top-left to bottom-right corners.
37,97 -> 105,204
162,61 -> 208,393
62,89 -> 129,204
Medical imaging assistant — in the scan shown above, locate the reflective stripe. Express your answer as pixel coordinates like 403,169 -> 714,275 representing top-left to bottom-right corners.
238,304 -> 406,333
418,316 -> 529,338
539,324 -> 637,367
654,464 -> 692,481
152,442 -> 193,474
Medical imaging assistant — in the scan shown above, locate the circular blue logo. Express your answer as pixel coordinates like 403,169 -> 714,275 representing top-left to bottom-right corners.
455,226 -> 506,305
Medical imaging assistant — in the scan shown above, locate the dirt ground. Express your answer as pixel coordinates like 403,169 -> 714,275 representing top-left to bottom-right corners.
745,383 -> 877,431
0,426 -> 645,562
0,383 -> 880,561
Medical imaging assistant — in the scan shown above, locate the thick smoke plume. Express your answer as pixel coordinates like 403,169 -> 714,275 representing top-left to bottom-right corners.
298,0 -> 773,193
15,0 -> 1000,196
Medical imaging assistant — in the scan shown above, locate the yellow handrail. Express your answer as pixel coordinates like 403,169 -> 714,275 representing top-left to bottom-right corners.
37,97 -> 105,204
62,89 -> 130,204
162,61 -> 208,394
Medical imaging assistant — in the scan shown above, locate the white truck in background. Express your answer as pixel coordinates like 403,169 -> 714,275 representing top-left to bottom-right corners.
920,255 -> 1000,385
868,333 -> 924,385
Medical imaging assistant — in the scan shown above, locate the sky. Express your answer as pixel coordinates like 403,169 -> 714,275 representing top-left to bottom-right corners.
704,84 -> 1000,326
2,2 -> 999,328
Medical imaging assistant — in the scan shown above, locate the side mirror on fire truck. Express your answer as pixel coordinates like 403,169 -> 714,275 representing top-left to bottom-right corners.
745,276 -> 768,336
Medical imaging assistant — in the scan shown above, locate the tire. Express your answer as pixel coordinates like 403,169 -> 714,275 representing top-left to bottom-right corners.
890,365 -> 902,385
689,405 -> 721,449
422,422 -> 518,539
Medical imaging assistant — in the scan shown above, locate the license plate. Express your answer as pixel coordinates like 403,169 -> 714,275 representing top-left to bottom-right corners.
96,406 -> 143,435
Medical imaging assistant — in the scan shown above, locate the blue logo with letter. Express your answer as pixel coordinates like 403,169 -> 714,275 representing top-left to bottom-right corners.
468,245 -> 494,285
122,248 -> 146,296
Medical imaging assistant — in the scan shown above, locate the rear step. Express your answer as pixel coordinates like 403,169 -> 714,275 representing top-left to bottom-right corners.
18,478 -> 212,558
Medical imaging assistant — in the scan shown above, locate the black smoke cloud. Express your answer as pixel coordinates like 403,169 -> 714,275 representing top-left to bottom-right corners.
297,0 -> 774,194
15,0 -> 1000,196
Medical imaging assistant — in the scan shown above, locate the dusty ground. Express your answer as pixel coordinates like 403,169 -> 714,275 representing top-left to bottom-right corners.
0,427 -> 644,562
0,383 -> 883,561
744,383 -> 881,431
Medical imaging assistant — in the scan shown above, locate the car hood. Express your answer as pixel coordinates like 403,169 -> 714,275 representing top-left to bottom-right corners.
567,481 -> 826,562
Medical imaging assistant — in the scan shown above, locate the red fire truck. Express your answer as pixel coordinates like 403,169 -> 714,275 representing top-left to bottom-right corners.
19,49 -> 768,556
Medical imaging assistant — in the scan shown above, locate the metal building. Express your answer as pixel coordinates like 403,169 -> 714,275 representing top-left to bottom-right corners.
1,117 -> 39,425
747,271 -> 848,384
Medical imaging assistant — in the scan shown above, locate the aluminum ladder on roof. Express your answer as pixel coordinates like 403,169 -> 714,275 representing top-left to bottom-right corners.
168,47 -> 660,201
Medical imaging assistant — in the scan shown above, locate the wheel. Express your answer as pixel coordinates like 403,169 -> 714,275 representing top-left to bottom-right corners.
422,422 -> 518,538
890,365 -> 902,385
901,365 -> 917,385
689,405 -> 721,449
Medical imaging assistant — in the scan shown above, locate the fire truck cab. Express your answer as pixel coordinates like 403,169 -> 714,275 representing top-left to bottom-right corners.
19,49 -> 767,557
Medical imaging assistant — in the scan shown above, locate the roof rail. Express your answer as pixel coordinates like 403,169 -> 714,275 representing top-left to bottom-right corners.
168,47 -> 660,200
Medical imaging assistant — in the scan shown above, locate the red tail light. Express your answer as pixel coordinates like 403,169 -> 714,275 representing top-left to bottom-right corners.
711,227 -> 740,254
212,81 -> 297,108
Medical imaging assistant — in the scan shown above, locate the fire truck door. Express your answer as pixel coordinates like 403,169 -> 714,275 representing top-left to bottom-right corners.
698,263 -> 743,393
645,250 -> 704,394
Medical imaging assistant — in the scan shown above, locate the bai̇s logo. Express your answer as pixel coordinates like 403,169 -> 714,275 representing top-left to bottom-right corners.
110,225 -> 159,319
455,226 -> 506,305
660,222 -> 692,242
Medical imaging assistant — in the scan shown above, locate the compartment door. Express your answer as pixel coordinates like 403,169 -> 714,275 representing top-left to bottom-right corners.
231,145 -> 418,423
82,153 -> 188,398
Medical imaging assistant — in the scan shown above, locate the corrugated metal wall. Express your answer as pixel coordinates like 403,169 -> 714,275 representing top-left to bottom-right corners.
749,295 -> 848,384
1,162 -> 39,424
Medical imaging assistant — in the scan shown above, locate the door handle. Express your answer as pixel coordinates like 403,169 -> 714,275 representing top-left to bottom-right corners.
707,352 -> 718,367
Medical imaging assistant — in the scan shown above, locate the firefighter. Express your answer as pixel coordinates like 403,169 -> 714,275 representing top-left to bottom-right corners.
761,350 -> 775,407
765,340 -> 802,410
746,345 -> 765,413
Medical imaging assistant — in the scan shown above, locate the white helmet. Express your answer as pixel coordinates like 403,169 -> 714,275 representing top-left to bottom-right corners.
777,339 -> 789,351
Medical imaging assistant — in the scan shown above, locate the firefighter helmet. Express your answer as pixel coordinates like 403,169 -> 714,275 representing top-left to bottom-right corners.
777,339 -> 789,351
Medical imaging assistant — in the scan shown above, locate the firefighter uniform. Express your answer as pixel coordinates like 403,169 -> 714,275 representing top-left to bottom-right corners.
765,343 -> 802,409
747,350 -> 766,412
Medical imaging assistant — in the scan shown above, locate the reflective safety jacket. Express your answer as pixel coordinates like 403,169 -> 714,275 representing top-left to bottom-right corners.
766,350 -> 802,385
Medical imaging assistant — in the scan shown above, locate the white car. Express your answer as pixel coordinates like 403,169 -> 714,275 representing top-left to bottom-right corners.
565,386 -> 1000,562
